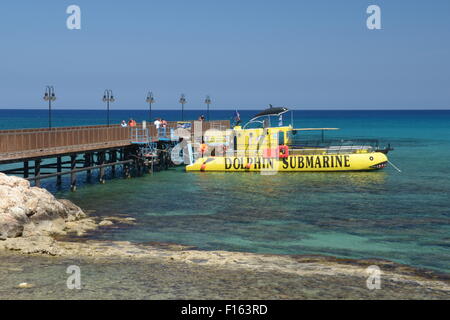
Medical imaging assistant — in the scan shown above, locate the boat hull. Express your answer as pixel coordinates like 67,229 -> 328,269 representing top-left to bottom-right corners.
186,153 -> 388,172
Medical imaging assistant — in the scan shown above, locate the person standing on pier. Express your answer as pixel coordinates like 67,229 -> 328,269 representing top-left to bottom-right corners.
154,118 -> 161,136
161,118 -> 168,137
128,118 -> 137,127
120,120 -> 128,127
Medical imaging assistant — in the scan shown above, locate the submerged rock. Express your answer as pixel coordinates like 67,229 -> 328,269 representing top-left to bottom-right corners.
99,220 -> 114,227
17,282 -> 34,289
1,234 -> 449,298
0,173 -> 93,240
101,216 -> 136,225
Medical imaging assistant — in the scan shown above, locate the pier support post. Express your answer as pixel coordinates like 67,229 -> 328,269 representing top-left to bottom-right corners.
158,149 -> 165,171
123,163 -> 130,178
56,156 -> 62,185
24,161 -> 29,179
111,151 -> 116,177
99,151 -> 106,184
135,156 -> 142,177
70,154 -> 77,192
123,149 -> 131,179
163,148 -> 170,170
34,159 -> 41,188
86,153 -> 92,182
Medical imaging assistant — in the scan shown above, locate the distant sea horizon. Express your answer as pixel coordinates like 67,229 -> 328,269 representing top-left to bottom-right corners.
0,108 -> 449,110
1,108 -> 449,130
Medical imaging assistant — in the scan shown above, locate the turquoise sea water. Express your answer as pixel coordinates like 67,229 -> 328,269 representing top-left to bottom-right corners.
1,109 -> 449,273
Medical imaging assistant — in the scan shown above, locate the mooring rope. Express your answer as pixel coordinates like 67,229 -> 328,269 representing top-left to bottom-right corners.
388,159 -> 402,173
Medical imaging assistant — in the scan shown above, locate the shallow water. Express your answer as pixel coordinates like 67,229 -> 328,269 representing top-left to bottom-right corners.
2,252 -> 448,300
1,110 -> 449,274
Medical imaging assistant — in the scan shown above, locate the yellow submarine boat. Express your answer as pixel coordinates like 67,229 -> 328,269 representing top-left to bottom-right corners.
186,107 -> 392,172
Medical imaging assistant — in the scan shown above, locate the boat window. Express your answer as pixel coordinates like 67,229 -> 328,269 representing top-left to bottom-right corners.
278,131 -> 285,145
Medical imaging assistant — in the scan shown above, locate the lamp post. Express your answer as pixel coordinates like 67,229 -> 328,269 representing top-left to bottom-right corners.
43,86 -> 56,129
204,95 -> 212,121
146,91 -> 155,121
179,93 -> 187,121
102,89 -> 114,126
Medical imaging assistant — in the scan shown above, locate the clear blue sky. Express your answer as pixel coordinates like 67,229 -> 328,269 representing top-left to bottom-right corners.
0,0 -> 449,109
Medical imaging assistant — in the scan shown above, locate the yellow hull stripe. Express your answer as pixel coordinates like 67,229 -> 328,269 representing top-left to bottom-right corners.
186,153 -> 388,172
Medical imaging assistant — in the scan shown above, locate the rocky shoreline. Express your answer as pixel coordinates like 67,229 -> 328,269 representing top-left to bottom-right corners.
1,235 -> 450,299
1,173 -> 449,299
0,173 -> 99,239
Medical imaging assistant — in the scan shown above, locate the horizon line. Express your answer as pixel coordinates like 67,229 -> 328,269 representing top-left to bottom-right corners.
0,106 -> 450,112
0,107 -> 450,111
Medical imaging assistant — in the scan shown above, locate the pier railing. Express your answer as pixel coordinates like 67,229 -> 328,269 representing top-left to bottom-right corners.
0,125 -> 130,156
0,120 -> 230,159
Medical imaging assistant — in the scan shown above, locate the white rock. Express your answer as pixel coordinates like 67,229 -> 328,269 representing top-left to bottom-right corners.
17,282 -> 34,289
99,220 -> 114,227
0,173 -> 88,239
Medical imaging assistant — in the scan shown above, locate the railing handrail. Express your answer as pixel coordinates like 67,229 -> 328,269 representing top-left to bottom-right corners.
0,120 -> 230,135
0,120 -> 230,156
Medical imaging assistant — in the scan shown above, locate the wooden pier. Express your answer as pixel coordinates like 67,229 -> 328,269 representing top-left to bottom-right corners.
0,120 -> 229,191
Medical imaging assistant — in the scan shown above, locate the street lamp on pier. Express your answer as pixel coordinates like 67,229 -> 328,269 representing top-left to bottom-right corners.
146,91 -> 155,121
204,95 -> 212,121
103,89 -> 115,126
179,94 -> 187,121
43,86 -> 56,129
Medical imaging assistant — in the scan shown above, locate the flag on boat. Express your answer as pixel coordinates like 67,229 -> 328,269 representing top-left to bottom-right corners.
234,110 -> 241,125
